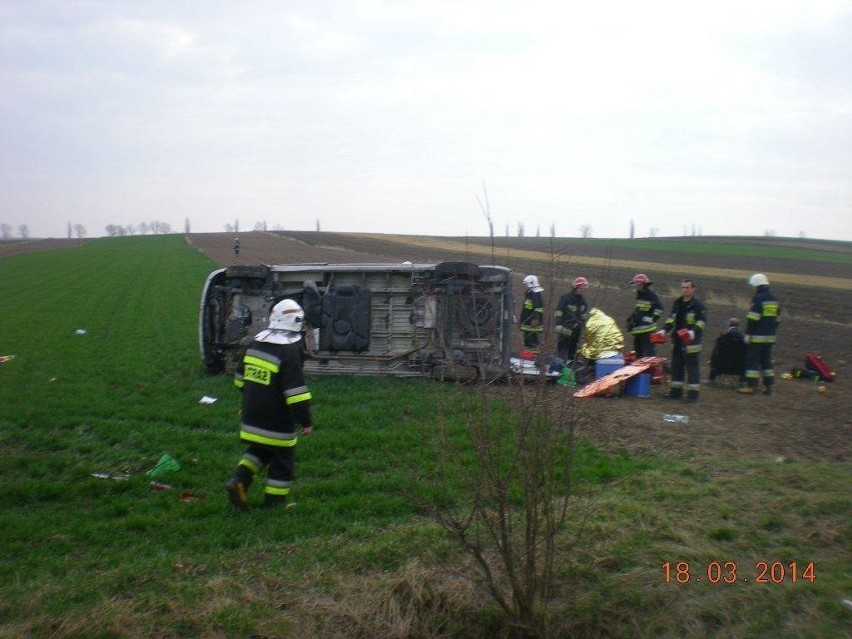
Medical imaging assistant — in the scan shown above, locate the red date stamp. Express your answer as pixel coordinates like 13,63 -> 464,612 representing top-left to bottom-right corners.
662,561 -> 815,584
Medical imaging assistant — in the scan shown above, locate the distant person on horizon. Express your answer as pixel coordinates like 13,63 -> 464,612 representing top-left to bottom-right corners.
233,237 -> 240,258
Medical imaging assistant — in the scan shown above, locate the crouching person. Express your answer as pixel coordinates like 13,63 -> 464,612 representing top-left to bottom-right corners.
575,307 -> 625,383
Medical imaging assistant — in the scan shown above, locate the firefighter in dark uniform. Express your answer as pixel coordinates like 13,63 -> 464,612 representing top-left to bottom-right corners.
554,276 -> 589,361
226,298 -> 313,510
233,237 -> 240,258
520,274 -> 545,353
739,273 -> 781,395
627,273 -> 664,357
664,279 -> 707,402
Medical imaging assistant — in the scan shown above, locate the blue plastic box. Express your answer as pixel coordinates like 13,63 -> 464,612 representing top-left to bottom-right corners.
595,356 -> 624,379
624,373 -> 651,397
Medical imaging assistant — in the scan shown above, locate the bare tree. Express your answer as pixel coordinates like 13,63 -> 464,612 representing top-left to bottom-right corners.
316,218 -> 321,232
18,224 -> 29,239
630,219 -> 635,239
73,224 -> 86,238
579,224 -> 592,239
517,222 -> 525,238
0,223 -> 12,239
421,232 -> 590,637
427,357 -> 585,637
550,223 -> 556,239
764,229 -> 776,237
477,183 -> 495,258
185,218 -> 191,234
649,227 -> 659,238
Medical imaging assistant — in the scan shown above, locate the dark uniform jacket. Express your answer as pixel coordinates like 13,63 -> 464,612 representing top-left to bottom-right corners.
555,292 -> 588,334
710,328 -> 746,376
746,286 -> 780,343
520,290 -> 544,330
234,339 -> 312,447
629,287 -> 664,335
665,296 -> 707,354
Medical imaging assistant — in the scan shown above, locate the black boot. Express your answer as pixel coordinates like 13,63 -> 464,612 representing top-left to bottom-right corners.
685,390 -> 699,403
225,466 -> 253,512
226,478 -> 249,511
262,493 -> 288,510
666,388 -> 683,400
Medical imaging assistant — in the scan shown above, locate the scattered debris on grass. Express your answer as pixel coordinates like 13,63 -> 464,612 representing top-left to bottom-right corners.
146,454 -> 180,478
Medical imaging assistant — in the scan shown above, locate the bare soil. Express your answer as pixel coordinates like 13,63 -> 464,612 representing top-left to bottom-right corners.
185,231 -> 851,465
10,232 -> 848,464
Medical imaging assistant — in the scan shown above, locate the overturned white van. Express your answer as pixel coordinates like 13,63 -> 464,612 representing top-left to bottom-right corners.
199,262 -> 515,380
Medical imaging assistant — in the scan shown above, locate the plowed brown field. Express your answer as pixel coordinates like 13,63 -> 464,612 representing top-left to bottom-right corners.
185,231 -> 851,465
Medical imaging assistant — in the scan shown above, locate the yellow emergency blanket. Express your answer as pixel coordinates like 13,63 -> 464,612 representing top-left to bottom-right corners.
579,308 -> 625,360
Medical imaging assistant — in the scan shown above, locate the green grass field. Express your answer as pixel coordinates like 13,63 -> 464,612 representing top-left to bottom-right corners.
0,235 -> 849,638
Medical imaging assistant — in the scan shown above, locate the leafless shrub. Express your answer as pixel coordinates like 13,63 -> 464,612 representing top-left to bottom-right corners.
424,373 -> 586,638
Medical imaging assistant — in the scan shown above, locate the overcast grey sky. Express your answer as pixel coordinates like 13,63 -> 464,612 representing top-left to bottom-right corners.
2,1 -> 851,240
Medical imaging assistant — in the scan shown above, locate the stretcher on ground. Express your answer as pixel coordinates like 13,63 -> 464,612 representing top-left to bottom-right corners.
573,356 -> 666,398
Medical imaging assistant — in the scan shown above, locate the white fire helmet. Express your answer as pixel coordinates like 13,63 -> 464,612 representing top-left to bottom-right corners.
268,299 -> 305,332
749,273 -> 769,287
523,274 -> 540,289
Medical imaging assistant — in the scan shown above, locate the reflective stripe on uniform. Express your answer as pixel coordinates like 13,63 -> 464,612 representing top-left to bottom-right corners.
285,385 -> 312,405
762,302 -> 779,317
238,453 -> 262,474
240,423 -> 298,447
632,323 -> 657,335
244,349 -> 282,372
264,481 -> 291,496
